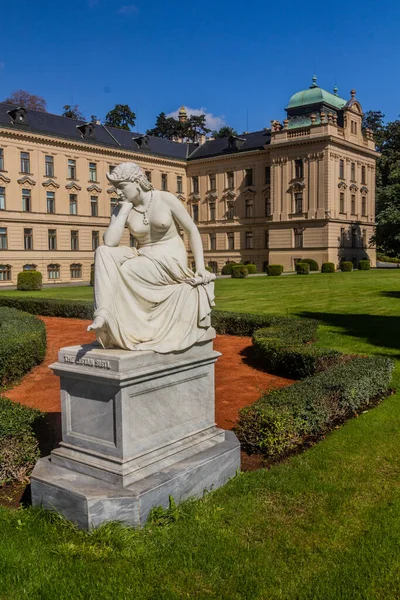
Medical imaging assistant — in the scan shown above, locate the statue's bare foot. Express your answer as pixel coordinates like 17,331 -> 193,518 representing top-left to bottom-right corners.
87,316 -> 105,332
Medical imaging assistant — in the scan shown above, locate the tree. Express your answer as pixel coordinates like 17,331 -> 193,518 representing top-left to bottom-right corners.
105,104 -> 136,130
212,126 -> 238,138
362,110 -> 386,151
146,111 -> 210,142
373,184 -> 400,256
4,90 -> 47,112
185,114 -> 210,143
62,104 -> 85,120
146,112 -> 178,139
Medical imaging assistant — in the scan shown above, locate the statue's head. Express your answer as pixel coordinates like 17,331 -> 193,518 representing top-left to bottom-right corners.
106,162 -> 153,192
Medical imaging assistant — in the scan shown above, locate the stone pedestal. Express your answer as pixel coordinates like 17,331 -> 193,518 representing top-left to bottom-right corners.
31,329 -> 240,529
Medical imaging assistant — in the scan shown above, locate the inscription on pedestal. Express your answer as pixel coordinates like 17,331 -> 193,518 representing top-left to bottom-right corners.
64,354 -> 111,370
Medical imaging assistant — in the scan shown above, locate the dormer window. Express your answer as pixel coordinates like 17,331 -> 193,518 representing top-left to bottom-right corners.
76,123 -> 96,139
7,107 -> 28,125
133,135 -> 149,149
228,136 -> 245,151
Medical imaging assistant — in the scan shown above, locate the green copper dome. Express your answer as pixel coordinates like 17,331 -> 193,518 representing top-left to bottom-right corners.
287,76 -> 347,110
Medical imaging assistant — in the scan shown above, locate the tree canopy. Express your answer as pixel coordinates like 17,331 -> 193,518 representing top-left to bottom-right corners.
62,104 -> 85,120
212,126 -> 238,138
105,104 -> 136,130
4,90 -> 47,112
146,112 -> 210,142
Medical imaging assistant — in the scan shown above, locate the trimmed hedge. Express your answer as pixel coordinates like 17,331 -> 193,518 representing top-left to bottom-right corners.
236,356 -> 394,458
211,310 -> 317,338
90,265 -> 95,287
0,296 -> 93,320
377,252 -> 400,264
358,260 -> 371,271
231,266 -> 248,279
244,263 -> 257,274
221,262 -> 239,275
0,307 -> 46,388
300,258 -> 319,271
0,396 -> 42,485
321,262 -> 335,273
341,261 -> 353,272
17,271 -> 42,291
295,262 -> 310,275
267,264 -> 284,276
205,266 -> 213,273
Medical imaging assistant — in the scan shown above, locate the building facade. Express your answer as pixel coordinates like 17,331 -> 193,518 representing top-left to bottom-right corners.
0,79 -> 377,285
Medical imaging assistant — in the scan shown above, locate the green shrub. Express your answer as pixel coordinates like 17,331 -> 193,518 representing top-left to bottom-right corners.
377,252 -> 400,264
205,266 -> 213,273
358,260 -> 371,271
0,396 -> 43,485
244,263 -> 257,274
211,310 -> 317,339
235,356 -> 394,457
299,258 -> 319,271
267,264 -> 284,276
341,261 -> 353,272
17,271 -> 42,291
295,262 -> 310,275
321,262 -> 335,273
231,266 -> 248,279
0,297 -> 93,320
90,265 -> 95,287
0,307 -> 46,388
221,262 -> 238,275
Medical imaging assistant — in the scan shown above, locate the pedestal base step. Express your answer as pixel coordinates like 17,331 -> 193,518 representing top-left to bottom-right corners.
31,431 -> 240,529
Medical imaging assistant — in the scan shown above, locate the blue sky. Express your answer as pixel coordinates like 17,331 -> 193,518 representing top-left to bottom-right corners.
0,0 -> 399,133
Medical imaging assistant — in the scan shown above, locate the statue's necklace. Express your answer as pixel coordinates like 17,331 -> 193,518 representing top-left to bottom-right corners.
132,190 -> 153,225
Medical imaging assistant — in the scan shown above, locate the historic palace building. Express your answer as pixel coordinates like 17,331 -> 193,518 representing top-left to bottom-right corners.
0,77 -> 377,285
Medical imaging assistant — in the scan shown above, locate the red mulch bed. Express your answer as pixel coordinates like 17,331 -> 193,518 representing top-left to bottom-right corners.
1,317 -> 294,506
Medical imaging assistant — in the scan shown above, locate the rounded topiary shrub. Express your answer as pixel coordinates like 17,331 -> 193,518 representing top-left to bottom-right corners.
17,271 -> 42,291
341,261 -> 353,272
295,262 -> 310,275
267,264 -> 284,276
358,259 -> 371,270
321,262 -> 335,273
244,263 -> 257,274
221,262 -> 238,275
205,266 -> 213,273
231,266 -> 248,279
300,258 -> 319,271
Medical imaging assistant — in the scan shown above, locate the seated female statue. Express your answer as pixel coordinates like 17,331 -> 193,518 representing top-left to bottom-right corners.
87,162 -> 215,353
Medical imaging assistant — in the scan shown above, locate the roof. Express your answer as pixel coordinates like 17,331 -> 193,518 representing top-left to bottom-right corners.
187,130 -> 270,161
287,78 -> 347,111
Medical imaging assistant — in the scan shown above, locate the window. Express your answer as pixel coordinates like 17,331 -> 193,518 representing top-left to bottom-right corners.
208,261 -> 218,274
161,174 -> 168,191
244,168 -> 253,187
265,166 -> 271,185
340,192 -> 345,213
209,174 -> 216,190
351,120 -> 357,134
129,234 -> 138,248
245,231 -> 254,249
0,228 -> 7,250
245,198 -> 253,218
91,196 -> 98,217
192,204 -> 199,223
361,196 -> 367,216
68,159 -> 76,179
145,170 -> 151,182
0,148 -> 4,170
209,233 -> 216,250
47,191 -> 55,214
361,166 -> 366,184
227,201 -> 234,219
45,155 -> 54,177
0,187 -> 5,210
0,265 -> 11,281
227,232 -> 234,250
23,264 -> 36,271
92,231 -> 99,250
265,229 -> 269,248
24,228 -> 33,250
339,159 -> 344,179
227,171 -> 234,189
351,228 -> 357,248
294,228 -> 303,248
295,159 -> 304,179
20,152 -> 30,173
110,198 -> 118,214
351,162 -> 356,181
69,194 -> 77,215
294,193 -> 303,214
176,176 -> 183,194
340,227 -> 345,247
89,162 -> 97,182
192,176 -> 199,194
70,263 -> 82,279
48,229 -> 57,250
209,202 -> 216,221
48,264 -> 60,279
265,196 -> 272,217
22,189 -> 31,212
71,230 -> 79,250
351,195 -> 356,215
363,229 -> 367,248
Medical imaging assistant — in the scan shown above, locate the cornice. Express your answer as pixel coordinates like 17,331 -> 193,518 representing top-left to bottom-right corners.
0,173 -> 11,184
187,148 -> 269,167
270,134 -> 378,160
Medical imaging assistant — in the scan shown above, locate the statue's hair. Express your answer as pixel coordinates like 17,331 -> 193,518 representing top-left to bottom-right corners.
106,162 -> 153,192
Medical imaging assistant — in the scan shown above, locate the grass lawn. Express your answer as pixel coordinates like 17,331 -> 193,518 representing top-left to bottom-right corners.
1,270 -> 400,599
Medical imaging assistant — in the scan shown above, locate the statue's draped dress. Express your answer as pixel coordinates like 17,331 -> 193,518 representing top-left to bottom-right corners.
93,233 -> 215,353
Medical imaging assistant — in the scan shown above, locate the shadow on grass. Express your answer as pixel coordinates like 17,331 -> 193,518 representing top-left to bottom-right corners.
298,311 -> 400,352
380,291 -> 400,299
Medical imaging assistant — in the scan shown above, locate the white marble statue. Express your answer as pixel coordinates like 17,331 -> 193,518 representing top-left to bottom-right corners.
87,162 -> 215,353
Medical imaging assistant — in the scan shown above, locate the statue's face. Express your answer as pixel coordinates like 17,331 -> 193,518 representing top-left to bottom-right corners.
115,181 -> 141,203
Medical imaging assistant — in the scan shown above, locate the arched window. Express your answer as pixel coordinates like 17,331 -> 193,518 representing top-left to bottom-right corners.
0,264 -> 11,281
23,263 -> 37,271
208,261 -> 218,274
48,264 -> 60,280
70,263 -> 82,279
